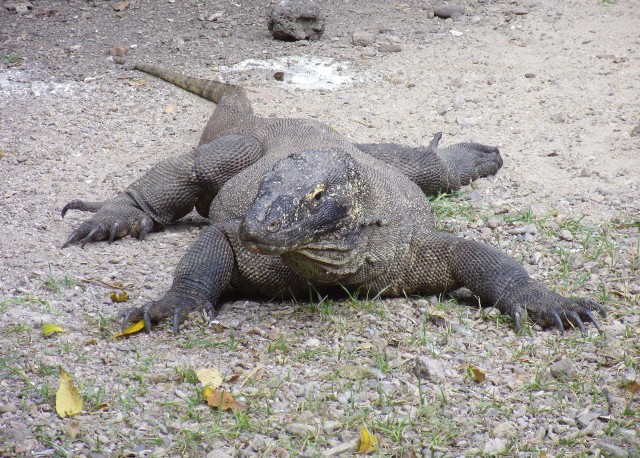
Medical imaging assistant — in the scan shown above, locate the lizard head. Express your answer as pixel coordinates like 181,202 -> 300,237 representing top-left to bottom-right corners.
239,148 -> 362,255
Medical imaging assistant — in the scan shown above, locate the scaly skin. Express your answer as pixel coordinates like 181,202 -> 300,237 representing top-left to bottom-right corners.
61,65 -> 605,335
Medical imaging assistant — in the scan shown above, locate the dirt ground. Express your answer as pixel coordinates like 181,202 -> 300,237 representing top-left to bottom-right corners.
1,0 -> 639,456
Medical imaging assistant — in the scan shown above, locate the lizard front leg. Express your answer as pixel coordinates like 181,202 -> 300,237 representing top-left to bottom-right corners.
402,231 -> 605,334
61,134 -> 263,247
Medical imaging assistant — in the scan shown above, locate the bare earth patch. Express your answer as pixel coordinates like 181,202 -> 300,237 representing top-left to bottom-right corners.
1,0 -> 638,456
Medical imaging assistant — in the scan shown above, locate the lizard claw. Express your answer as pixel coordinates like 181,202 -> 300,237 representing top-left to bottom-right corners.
500,281 -> 605,335
117,291 -> 206,335
61,196 -> 156,248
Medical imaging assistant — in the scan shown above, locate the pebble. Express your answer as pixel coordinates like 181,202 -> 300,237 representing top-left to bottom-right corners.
512,7 -> 530,15
487,217 -> 502,229
594,441 -> 630,458
206,449 -> 234,458
549,358 -> 576,380
378,44 -> 402,53
285,422 -> 317,437
483,437 -> 507,454
559,229 -> 574,241
525,72 -> 536,78
414,356 -> 446,381
433,4 -> 466,19
0,403 -> 17,413
576,408 -> 601,429
492,421 -> 516,438
323,421 -> 342,434
361,49 -> 377,58
508,223 -> 538,236
352,31 -> 376,47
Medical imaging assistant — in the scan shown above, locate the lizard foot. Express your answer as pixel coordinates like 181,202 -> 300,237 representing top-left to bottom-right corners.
498,281 -> 606,335
62,197 -> 155,248
117,290 -> 215,334
436,136 -> 503,186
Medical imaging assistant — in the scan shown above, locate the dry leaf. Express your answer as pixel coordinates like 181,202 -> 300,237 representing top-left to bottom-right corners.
42,323 -> 65,336
203,387 -> 247,412
84,338 -> 98,345
358,423 -> 379,454
56,367 -> 83,418
113,0 -> 130,12
196,368 -> 223,389
109,291 -> 129,303
467,365 -> 486,383
126,79 -> 147,87
114,320 -> 145,339
93,403 -> 109,412
628,380 -> 640,394
165,104 -> 174,114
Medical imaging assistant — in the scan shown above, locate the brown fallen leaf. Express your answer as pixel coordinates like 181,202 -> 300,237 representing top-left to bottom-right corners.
628,380 -> 640,394
56,367 -> 83,418
109,291 -> 129,303
203,387 -> 247,412
114,320 -> 144,339
358,423 -> 379,454
467,365 -> 486,383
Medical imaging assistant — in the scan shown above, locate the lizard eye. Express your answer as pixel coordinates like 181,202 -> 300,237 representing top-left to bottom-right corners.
313,191 -> 323,201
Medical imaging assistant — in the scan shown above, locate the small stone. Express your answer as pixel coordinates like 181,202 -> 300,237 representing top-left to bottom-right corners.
559,229 -> 573,241
206,448 -> 234,458
550,358 -> 576,380
323,420 -> 342,434
415,356 -> 446,381
0,403 -> 17,413
483,307 -> 501,319
305,337 -> 320,347
483,437 -> 507,455
579,168 -> 592,177
109,46 -> 127,57
273,71 -> 285,81
322,437 -> 360,456
361,49 -> 377,58
433,4 -> 466,19
285,422 -> 317,437
351,31 -> 376,47
267,0 -> 325,41
524,72 -> 536,78
487,217 -> 502,229
512,7 -> 530,15
493,421 -> 516,438
378,44 -> 402,53
576,409 -> 600,429
594,440 -> 630,458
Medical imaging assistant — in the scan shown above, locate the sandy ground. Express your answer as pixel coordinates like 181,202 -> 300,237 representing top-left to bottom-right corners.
1,0 -> 639,456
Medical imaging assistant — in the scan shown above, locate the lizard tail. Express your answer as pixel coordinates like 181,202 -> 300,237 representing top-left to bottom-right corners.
135,64 -> 244,104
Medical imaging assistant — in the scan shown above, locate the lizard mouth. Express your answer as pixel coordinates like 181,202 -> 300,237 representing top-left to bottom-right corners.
242,238 -> 291,255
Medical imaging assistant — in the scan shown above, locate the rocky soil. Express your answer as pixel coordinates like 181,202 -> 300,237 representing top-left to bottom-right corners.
1,0 -> 638,456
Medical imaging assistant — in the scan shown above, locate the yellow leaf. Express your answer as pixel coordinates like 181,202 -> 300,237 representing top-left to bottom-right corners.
358,423 -> 379,454
114,320 -> 144,339
56,367 -> 83,418
203,388 -> 247,412
84,338 -> 98,345
93,403 -> 109,412
165,104 -> 174,114
109,291 -> 129,303
42,323 -> 65,336
196,368 -> 223,389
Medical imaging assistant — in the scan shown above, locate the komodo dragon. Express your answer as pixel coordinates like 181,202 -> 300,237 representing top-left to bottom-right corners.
61,64 -> 605,335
